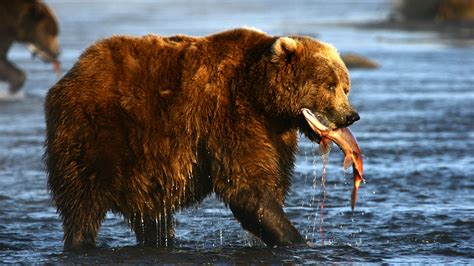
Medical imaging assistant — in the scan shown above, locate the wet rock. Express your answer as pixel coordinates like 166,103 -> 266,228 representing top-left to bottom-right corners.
438,0 -> 474,21
362,0 -> 474,39
391,0 -> 474,22
341,53 -> 379,69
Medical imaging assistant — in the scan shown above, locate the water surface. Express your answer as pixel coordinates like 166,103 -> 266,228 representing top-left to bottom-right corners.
0,0 -> 473,263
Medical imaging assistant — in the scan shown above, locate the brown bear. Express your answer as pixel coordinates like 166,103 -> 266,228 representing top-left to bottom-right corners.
44,28 -> 360,251
0,0 -> 60,94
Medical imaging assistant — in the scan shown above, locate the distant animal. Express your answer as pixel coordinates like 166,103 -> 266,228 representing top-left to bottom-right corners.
44,28 -> 360,251
0,0 -> 60,94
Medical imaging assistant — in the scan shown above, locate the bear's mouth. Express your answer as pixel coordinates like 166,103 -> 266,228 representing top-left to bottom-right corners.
28,44 -> 53,62
301,108 -> 336,132
299,108 -> 336,144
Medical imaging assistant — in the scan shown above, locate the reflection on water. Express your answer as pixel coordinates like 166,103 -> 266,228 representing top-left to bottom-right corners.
1,0 -> 473,263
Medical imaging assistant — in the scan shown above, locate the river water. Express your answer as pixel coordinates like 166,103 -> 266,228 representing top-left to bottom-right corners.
0,0 -> 473,263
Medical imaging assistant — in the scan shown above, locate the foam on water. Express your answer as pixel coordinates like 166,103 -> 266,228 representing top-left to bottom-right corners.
0,83 -> 25,102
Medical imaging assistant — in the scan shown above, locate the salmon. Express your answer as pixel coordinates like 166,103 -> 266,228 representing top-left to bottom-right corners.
302,108 -> 364,210
52,60 -> 61,77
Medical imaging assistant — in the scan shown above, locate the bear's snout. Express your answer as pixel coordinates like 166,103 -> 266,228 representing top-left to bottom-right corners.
332,108 -> 360,128
324,107 -> 360,128
345,111 -> 360,126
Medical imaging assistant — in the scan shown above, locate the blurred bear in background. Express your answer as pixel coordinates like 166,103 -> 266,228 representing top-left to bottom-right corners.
0,0 -> 60,94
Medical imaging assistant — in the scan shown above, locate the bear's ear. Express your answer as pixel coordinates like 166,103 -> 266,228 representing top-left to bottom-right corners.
27,2 -> 47,22
271,37 -> 298,63
20,2 -> 47,32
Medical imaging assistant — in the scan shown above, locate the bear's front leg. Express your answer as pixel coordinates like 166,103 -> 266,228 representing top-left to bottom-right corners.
228,189 -> 306,247
0,59 -> 26,94
131,212 -> 175,247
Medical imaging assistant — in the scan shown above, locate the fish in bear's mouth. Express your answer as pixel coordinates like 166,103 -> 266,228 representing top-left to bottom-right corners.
301,108 -> 364,210
27,44 -> 61,75
304,110 -> 335,130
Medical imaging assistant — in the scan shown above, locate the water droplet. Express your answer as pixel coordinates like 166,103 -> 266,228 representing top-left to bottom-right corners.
219,229 -> 223,245
158,213 -> 162,247
164,212 -> 168,247
140,213 -> 145,246
155,216 -> 159,246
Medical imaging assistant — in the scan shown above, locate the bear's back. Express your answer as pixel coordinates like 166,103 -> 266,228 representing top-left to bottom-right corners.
46,28 -> 276,141
49,28 -> 271,117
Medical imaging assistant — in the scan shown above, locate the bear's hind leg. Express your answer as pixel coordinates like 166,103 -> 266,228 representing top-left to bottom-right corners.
131,212 -> 175,247
58,193 -> 108,251
50,172 -> 111,251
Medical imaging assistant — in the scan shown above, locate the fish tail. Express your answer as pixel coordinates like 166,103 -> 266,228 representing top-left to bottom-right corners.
351,173 -> 363,211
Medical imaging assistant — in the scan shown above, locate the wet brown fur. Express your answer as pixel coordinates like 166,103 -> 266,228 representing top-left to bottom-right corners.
44,28 -> 358,250
0,0 -> 59,93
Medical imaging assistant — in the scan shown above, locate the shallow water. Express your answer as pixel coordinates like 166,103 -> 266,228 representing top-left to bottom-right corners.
1,0 -> 473,263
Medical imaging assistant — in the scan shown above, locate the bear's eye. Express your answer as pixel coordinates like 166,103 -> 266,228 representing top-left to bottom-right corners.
326,84 -> 336,91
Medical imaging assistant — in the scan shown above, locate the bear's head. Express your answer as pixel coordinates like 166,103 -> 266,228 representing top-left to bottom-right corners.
18,1 -> 60,62
250,36 -> 359,140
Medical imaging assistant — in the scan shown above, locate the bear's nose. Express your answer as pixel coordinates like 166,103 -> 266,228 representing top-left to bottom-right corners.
346,112 -> 360,126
